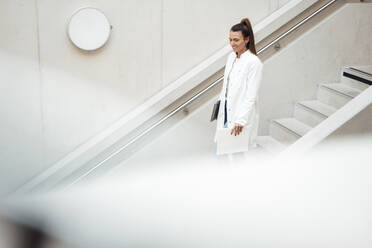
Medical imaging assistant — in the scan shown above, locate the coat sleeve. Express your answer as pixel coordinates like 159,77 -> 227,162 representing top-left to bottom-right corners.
234,60 -> 263,126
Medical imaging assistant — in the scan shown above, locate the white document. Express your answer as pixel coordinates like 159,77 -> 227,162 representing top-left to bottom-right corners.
216,127 -> 250,155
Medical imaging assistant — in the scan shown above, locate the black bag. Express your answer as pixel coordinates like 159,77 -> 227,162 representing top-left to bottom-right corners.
210,100 -> 220,122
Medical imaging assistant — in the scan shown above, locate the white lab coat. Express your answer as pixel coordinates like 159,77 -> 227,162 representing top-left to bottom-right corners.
214,50 -> 263,149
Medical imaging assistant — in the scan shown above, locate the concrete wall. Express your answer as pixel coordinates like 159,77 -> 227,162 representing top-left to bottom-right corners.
259,2 -> 372,135
0,0 -> 291,195
114,3 -> 372,169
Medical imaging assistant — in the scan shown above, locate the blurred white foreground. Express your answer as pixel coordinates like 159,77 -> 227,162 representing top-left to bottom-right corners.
0,135 -> 371,248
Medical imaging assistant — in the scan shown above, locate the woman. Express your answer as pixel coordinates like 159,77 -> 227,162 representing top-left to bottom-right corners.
214,18 -> 263,154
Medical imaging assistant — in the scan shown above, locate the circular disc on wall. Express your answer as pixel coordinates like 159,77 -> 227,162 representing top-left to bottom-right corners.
68,7 -> 111,51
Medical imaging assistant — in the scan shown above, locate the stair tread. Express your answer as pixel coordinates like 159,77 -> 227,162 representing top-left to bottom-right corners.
347,66 -> 372,76
297,100 -> 337,117
256,136 -> 286,153
319,83 -> 362,98
273,118 -> 312,137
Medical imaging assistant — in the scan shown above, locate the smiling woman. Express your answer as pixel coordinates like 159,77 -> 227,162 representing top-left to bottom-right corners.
214,18 -> 263,155
230,18 -> 256,56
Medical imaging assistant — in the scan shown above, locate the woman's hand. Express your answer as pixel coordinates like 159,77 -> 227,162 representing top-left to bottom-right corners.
231,124 -> 243,136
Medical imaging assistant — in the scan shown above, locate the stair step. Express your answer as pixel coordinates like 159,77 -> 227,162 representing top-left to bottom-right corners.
294,100 -> 337,127
317,83 -> 362,108
341,76 -> 370,91
342,66 -> 372,90
273,118 -> 312,136
270,118 -> 312,144
350,65 -> 372,75
256,136 -> 287,154
319,83 -> 362,97
297,100 -> 337,117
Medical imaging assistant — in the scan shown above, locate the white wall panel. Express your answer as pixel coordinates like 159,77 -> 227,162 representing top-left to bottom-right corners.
35,0 -> 163,165
0,0 -> 44,195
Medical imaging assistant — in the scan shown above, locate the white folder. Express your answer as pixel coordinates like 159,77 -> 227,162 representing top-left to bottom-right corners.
216,127 -> 250,155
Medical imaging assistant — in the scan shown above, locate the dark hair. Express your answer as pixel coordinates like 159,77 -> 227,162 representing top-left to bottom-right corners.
230,18 -> 256,55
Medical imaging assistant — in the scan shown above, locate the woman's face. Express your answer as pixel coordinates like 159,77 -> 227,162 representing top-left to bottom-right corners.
229,31 -> 249,54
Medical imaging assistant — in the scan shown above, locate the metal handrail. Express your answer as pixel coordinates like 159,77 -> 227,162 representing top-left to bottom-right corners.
68,77 -> 224,186
69,0 -> 339,186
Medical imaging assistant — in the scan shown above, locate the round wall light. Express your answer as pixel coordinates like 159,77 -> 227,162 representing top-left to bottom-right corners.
68,7 -> 111,51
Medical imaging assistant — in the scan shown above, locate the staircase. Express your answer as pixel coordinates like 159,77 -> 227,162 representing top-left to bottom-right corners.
256,66 -> 371,154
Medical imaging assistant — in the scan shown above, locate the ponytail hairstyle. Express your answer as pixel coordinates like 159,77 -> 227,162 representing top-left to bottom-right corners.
230,18 -> 257,55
